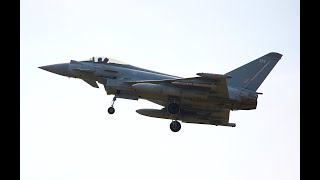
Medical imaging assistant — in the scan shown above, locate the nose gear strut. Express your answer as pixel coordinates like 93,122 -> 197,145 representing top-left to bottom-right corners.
108,96 -> 117,114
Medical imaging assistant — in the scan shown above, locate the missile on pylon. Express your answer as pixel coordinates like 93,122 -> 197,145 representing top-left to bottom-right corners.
132,83 -> 208,100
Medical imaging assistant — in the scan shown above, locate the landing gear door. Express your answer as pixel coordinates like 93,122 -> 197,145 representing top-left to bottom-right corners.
104,79 -> 139,100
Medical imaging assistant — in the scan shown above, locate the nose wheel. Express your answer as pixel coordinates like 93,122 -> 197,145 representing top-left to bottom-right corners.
108,107 -> 115,114
108,96 -> 117,114
170,120 -> 181,132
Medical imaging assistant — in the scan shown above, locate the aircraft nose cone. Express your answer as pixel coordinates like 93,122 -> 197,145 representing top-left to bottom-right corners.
39,63 -> 69,77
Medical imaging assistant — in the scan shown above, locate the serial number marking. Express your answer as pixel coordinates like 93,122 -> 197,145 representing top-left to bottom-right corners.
259,59 -> 266,63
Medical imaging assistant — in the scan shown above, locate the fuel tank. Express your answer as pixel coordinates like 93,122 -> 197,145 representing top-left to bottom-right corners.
136,108 -> 236,127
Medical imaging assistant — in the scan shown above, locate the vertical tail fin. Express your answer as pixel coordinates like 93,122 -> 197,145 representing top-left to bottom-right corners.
226,52 -> 282,91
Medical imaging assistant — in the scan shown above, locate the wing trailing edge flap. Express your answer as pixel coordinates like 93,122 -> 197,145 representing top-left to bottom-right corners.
183,109 -> 233,126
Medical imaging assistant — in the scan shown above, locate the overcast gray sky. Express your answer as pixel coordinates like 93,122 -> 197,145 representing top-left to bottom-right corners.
21,0 -> 300,179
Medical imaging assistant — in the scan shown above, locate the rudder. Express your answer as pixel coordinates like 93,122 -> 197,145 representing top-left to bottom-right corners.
225,52 -> 282,91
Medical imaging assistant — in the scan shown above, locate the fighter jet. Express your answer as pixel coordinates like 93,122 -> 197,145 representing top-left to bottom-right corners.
39,52 -> 282,132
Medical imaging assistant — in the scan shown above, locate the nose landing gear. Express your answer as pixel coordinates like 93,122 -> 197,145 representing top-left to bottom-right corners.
108,96 -> 117,114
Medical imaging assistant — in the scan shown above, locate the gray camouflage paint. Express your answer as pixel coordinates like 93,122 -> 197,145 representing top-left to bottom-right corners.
39,52 -> 282,130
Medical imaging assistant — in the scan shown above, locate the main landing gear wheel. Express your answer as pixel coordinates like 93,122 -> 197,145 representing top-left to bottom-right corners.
108,107 -> 115,114
108,96 -> 117,114
168,102 -> 180,114
170,120 -> 181,132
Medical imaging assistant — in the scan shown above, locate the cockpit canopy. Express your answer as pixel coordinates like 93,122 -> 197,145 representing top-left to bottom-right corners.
90,56 -> 128,65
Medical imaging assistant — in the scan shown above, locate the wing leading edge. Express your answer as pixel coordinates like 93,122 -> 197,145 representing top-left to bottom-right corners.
126,72 -> 229,99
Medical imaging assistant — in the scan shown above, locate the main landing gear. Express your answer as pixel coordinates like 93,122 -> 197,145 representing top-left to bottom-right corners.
108,96 -> 117,114
167,99 -> 181,132
170,120 -> 181,132
168,102 -> 180,114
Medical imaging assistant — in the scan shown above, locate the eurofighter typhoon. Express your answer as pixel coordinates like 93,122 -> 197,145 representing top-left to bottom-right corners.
39,52 -> 282,132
